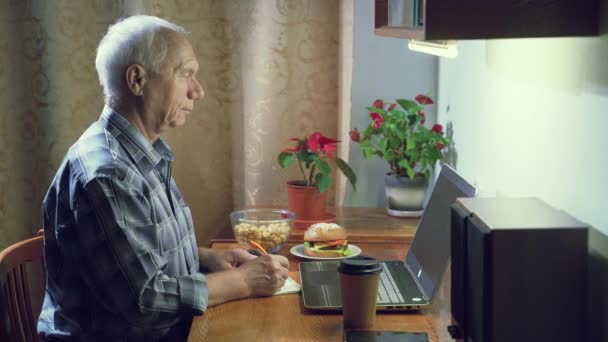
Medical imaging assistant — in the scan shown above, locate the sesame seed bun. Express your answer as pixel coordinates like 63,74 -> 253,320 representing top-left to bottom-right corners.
304,223 -> 347,242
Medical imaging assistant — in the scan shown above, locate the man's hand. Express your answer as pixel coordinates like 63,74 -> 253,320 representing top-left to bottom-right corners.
206,253 -> 290,306
238,254 -> 289,296
198,248 -> 256,273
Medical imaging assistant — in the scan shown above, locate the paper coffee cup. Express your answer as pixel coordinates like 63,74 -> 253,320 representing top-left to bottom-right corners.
338,256 -> 382,329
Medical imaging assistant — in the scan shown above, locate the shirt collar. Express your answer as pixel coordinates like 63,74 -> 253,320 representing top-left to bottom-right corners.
100,106 -> 174,175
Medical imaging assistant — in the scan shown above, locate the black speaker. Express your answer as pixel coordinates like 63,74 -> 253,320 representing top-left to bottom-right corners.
450,197 -> 588,342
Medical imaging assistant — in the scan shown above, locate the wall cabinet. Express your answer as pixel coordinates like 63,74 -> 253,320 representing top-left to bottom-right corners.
374,0 -> 599,40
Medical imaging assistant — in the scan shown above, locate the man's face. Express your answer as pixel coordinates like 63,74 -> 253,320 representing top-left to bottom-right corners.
142,32 -> 204,135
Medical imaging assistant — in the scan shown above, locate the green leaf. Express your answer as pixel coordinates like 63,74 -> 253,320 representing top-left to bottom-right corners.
303,153 -> 317,168
398,160 -> 416,180
315,173 -> 331,193
297,148 -> 309,162
278,152 -> 294,168
336,157 -> 357,191
396,99 -> 421,114
379,138 -> 388,153
428,147 -> 442,162
395,127 -> 406,140
385,151 -> 394,161
407,136 -> 417,150
407,114 -> 419,126
366,107 -> 387,116
407,168 -> 415,179
315,158 -> 331,175
391,110 -> 406,122
362,147 -> 375,159
388,122 -> 398,132
389,136 -> 401,149
360,140 -> 375,160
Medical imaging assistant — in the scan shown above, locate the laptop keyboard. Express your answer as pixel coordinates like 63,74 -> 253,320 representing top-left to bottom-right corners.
299,260 -> 424,309
378,262 -> 405,304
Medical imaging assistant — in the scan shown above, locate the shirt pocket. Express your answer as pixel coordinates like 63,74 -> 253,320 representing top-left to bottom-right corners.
177,204 -> 198,273
125,193 -> 161,253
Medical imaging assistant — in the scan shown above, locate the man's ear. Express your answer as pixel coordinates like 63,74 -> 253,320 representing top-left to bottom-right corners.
125,64 -> 147,96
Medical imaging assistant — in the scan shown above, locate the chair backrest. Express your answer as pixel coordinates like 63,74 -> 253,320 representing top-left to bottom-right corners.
0,234 -> 45,342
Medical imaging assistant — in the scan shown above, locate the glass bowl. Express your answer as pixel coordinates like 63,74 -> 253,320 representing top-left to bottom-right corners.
229,208 -> 295,254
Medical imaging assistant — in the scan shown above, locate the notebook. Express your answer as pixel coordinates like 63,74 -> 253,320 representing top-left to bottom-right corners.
274,277 -> 301,295
299,164 -> 475,311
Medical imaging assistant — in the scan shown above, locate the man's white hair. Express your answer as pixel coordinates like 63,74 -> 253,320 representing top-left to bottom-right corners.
95,15 -> 188,107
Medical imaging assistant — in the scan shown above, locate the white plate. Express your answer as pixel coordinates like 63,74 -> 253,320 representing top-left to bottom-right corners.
289,244 -> 362,260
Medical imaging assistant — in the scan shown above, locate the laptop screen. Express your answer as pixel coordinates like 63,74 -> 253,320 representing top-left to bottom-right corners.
405,164 -> 475,300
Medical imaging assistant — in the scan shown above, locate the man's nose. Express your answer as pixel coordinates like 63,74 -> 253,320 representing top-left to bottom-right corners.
189,78 -> 204,100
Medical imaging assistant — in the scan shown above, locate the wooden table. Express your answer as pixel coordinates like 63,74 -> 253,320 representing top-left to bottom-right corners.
188,239 -> 454,342
289,207 -> 420,243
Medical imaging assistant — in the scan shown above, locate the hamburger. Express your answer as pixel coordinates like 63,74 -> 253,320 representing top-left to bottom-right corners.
303,223 -> 350,258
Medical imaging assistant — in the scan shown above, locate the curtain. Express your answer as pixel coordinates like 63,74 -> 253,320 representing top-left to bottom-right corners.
0,0 -> 353,249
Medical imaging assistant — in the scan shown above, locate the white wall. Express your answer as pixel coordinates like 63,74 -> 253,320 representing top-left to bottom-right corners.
438,36 -> 608,340
345,0 -> 438,207
348,1 -> 608,237
349,5 -> 608,336
438,37 -> 608,237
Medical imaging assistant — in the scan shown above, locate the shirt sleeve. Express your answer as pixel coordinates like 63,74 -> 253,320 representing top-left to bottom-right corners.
68,174 -> 207,325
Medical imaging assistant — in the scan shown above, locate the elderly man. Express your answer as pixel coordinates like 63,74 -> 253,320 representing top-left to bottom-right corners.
38,15 -> 289,341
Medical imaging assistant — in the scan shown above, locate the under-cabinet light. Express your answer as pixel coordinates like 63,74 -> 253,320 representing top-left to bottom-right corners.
408,40 -> 458,58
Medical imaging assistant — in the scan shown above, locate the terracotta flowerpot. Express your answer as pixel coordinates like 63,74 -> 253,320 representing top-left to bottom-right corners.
287,180 -> 328,222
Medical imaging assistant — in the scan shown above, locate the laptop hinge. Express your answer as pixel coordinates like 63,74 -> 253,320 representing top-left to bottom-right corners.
405,262 -> 431,301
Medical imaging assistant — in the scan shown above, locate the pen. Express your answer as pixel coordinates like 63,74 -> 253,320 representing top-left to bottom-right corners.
249,240 -> 268,255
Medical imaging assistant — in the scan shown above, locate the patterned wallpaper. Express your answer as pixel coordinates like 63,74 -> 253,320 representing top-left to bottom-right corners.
0,0 -> 341,249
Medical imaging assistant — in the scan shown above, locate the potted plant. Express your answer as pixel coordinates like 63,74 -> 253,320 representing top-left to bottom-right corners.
278,132 -> 357,224
349,94 -> 449,215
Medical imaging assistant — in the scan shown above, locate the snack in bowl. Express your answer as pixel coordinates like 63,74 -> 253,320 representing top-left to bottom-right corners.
230,209 -> 295,254
303,223 -> 350,258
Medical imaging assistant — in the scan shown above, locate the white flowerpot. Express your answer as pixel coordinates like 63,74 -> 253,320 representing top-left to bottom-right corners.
384,173 -> 429,216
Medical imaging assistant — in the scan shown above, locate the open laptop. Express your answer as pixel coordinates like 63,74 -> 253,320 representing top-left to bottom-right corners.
299,164 -> 476,311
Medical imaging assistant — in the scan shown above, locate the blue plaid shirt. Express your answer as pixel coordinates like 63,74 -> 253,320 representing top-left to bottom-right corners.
38,107 -> 207,341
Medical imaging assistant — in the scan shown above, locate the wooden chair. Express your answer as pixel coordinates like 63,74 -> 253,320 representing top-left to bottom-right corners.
0,231 -> 45,342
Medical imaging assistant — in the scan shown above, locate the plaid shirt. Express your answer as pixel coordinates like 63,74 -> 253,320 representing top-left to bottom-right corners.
38,107 -> 207,341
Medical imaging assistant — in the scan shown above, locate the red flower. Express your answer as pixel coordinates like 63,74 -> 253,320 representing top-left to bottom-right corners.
278,131 -> 356,193
370,112 -> 384,129
349,128 -> 360,142
321,143 -> 337,158
387,103 -> 396,111
307,132 -> 340,158
318,135 -> 340,146
418,111 -> 426,124
372,99 -> 384,109
436,142 -> 445,150
432,124 -> 443,134
307,132 -> 322,152
415,94 -> 434,105
283,143 -> 302,153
